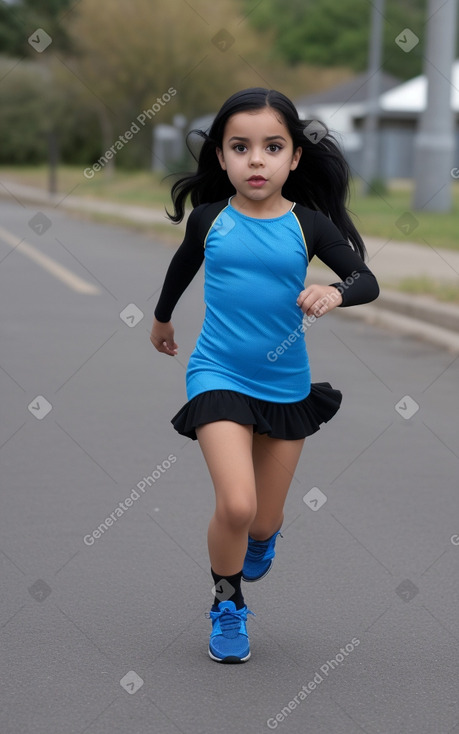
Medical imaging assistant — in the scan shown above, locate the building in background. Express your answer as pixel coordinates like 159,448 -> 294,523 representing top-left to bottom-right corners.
295,63 -> 459,180
162,65 -> 459,181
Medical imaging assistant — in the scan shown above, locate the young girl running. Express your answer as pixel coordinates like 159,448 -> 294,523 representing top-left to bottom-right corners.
150,88 -> 379,664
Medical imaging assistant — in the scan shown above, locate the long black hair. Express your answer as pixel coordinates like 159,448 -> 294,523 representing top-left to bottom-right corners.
167,87 -> 366,259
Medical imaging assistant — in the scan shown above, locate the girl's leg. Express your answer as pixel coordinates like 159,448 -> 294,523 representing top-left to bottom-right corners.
196,421 -> 257,576
249,432 -> 305,541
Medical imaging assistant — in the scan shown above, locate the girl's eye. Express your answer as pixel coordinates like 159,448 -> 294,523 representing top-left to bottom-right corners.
231,143 -> 282,153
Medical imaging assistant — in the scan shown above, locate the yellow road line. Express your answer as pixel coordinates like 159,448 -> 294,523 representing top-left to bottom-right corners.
0,224 -> 101,295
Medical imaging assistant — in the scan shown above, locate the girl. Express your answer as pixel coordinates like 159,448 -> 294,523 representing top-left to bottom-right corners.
150,88 -> 379,664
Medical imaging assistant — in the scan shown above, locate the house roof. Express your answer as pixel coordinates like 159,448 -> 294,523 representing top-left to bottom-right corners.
380,60 -> 459,112
295,71 -> 401,107
295,62 -> 459,115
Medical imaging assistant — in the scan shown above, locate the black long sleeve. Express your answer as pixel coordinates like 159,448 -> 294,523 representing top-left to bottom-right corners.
306,210 -> 379,307
154,206 -> 205,323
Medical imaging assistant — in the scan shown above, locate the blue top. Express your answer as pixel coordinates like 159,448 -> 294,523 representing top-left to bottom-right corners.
187,199 -> 310,401
154,198 -> 379,404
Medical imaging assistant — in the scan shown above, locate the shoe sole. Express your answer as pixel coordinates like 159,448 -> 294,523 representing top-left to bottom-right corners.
208,648 -> 251,663
241,560 -> 273,583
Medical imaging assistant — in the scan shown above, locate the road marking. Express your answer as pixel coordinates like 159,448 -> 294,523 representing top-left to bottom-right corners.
0,224 -> 101,294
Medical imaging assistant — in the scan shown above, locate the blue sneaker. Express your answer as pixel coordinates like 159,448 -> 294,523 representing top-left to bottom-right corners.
242,530 -> 283,582
207,601 -> 255,663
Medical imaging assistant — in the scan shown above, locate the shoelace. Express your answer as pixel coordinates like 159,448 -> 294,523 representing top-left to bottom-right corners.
207,607 -> 256,638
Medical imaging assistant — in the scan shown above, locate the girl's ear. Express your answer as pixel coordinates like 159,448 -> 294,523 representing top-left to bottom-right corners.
216,147 -> 226,170
290,146 -> 302,171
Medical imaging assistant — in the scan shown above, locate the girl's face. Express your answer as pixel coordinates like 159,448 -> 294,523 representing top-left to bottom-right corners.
216,107 -> 302,207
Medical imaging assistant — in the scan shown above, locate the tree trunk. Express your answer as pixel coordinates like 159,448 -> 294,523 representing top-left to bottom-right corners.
97,105 -> 115,179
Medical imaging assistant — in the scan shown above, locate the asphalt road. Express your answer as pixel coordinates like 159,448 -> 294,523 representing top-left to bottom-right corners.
1,198 -> 458,734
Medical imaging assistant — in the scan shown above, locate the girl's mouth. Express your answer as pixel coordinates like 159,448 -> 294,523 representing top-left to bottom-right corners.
247,176 -> 267,188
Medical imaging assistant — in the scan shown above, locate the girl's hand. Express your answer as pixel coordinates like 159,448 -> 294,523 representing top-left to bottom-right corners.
150,318 -> 178,356
297,284 -> 343,318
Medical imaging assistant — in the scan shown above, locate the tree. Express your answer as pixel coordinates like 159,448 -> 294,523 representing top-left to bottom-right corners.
62,0 -> 302,172
0,54 -> 101,165
0,60 -> 50,163
243,0 -> 428,79
0,0 -> 368,168
0,0 -> 74,56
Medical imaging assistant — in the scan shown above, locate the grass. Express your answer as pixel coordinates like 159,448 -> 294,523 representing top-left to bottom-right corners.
387,276 -> 459,304
1,165 -> 459,251
0,164 -> 172,208
348,180 -> 459,252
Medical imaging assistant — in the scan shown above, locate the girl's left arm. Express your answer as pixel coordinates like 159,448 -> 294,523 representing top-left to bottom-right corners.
297,211 -> 379,318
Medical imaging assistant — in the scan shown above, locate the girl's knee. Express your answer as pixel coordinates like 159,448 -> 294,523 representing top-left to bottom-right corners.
216,494 -> 257,530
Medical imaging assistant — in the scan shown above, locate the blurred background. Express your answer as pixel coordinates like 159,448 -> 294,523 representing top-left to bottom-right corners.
0,0 -> 432,166
0,0 -> 458,271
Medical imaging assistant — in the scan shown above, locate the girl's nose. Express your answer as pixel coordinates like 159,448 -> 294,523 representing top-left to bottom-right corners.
248,148 -> 264,166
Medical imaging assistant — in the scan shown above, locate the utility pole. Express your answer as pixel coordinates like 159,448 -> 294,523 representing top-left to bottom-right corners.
412,0 -> 457,212
48,129 -> 58,196
360,0 -> 385,194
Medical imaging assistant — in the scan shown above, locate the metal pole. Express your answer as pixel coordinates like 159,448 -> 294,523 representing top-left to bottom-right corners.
412,0 -> 457,212
48,129 -> 58,196
360,0 -> 385,194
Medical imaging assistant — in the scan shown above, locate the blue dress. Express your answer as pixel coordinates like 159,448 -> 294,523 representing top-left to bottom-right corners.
154,198 -> 379,439
186,200 -> 310,403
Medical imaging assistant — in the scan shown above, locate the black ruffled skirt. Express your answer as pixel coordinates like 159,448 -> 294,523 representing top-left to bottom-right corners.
171,383 -> 342,441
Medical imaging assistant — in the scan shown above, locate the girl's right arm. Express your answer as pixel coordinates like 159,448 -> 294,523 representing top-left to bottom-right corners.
150,206 -> 205,356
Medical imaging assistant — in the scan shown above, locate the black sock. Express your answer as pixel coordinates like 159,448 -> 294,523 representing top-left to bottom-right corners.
211,568 -> 245,610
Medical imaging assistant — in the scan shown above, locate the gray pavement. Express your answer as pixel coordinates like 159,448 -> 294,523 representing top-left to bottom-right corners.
1,199 -> 459,734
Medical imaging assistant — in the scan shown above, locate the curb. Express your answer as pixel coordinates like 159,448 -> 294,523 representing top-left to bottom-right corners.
337,300 -> 459,354
0,181 -> 170,225
307,266 -> 459,354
